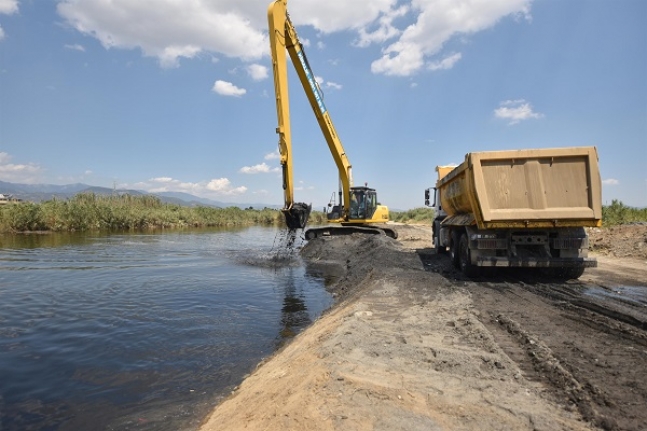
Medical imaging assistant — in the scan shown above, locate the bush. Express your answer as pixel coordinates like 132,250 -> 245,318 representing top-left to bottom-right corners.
5,202 -> 46,231
390,207 -> 435,224
602,200 -> 647,226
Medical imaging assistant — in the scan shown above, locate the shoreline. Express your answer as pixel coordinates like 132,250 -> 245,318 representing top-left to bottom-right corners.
199,226 -> 605,431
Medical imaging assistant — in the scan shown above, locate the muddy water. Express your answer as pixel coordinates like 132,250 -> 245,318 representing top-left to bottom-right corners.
0,227 -> 332,431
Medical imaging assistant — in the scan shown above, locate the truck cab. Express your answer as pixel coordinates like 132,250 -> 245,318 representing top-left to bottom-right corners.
425,166 -> 454,253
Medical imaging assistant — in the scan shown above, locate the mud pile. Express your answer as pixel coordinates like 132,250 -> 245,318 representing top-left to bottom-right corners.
301,233 -> 424,301
589,224 -> 647,259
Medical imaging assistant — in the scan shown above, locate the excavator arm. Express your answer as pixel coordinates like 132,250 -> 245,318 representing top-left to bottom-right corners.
268,0 -> 353,227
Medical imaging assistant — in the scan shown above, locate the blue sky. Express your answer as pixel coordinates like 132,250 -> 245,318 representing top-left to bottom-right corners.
0,0 -> 645,210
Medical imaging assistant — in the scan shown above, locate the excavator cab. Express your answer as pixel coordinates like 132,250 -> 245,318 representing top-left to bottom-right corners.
349,186 -> 378,221
325,186 -> 378,222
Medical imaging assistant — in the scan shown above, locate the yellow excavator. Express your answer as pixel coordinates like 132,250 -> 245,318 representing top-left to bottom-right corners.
267,0 -> 396,240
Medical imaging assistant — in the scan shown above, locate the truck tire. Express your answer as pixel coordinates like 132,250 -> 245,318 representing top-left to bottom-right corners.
434,229 -> 447,254
459,234 -> 480,278
450,231 -> 461,269
559,266 -> 585,280
543,266 -> 585,281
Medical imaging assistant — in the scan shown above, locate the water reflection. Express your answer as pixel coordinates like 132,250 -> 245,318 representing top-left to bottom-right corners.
279,269 -> 312,340
0,231 -> 92,249
0,227 -> 332,431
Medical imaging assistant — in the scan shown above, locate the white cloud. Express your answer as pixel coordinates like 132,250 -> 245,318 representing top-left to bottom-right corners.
290,0 -> 396,33
355,5 -> 408,48
57,0 -> 267,68
264,150 -> 280,160
371,41 -> 424,76
0,0 -> 18,41
212,80 -> 246,97
371,0 -> 532,76
246,63 -> 268,81
159,45 -> 201,68
0,0 -> 18,15
64,43 -> 86,52
206,178 -> 247,195
428,52 -> 462,71
54,0 -> 532,77
150,177 -> 174,183
602,178 -> 620,186
311,75 -> 341,91
0,152 -> 42,183
134,176 -> 247,197
239,162 -> 279,174
494,99 -> 544,125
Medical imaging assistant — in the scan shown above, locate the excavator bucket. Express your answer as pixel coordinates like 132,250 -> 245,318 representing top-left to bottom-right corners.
282,202 -> 312,230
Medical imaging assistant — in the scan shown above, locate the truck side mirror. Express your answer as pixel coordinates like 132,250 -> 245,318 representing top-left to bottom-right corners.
424,188 -> 430,206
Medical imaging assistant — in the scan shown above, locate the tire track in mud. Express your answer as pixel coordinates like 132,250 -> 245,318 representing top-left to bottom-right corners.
415,246 -> 647,431
459,274 -> 647,431
494,313 -> 615,430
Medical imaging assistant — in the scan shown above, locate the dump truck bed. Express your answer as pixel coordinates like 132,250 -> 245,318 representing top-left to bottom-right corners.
438,147 -> 602,229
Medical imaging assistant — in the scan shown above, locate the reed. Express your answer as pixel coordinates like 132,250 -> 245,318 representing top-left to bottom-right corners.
0,193 -> 290,232
602,199 -> 647,226
2,194 -> 644,233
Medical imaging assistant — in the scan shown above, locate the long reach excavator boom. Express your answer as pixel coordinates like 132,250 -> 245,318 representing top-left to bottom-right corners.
268,0 -> 395,239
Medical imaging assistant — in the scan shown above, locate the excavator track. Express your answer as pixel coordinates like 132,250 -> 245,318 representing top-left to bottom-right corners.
304,225 -> 398,240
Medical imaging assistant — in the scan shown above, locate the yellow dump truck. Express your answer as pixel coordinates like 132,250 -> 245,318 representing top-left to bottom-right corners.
425,146 -> 602,279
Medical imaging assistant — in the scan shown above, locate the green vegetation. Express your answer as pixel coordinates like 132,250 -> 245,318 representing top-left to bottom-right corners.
602,199 -> 647,226
1,194 -> 644,233
388,201 -> 647,227
390,207 -> 435,224
0,193 -> 324,233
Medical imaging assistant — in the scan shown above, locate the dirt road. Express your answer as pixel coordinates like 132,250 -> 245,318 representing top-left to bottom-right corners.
200,224 -> 647,431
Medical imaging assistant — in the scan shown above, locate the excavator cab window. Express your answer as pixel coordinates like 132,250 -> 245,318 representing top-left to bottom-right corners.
349,187 -> 377,220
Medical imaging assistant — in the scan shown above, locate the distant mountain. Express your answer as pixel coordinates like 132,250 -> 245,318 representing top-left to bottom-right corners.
155,191 -> 227,207
0,181 -> 90,195
0,180 -> 280,209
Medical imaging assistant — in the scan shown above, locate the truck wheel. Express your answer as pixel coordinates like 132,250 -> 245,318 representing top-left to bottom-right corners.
450,231 -> 461,269
434,231 -> 447,254
560,266 -> 585,280
459,234 -> 480,278
543,266 -> 585,280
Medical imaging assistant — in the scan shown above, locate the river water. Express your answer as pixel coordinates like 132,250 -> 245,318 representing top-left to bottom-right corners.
0,226 -> 333,430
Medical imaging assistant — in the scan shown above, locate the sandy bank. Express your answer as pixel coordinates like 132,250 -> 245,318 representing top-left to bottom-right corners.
199,227 -> 594,431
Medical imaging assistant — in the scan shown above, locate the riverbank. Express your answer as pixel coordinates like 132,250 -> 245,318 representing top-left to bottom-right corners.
200,224 -> 647,430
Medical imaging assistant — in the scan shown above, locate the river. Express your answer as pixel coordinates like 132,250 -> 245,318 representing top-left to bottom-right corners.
0,226 -> 333,430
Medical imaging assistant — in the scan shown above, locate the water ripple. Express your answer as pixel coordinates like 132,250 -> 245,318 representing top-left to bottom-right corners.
0,227 -> 332,430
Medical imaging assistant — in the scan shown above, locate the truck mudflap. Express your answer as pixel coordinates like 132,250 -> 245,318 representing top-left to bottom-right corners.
305,225 -> 398,240
474,257 -> 597,268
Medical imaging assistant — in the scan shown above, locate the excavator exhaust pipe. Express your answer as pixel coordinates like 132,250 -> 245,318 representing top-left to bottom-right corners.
282,202 -> 312,230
